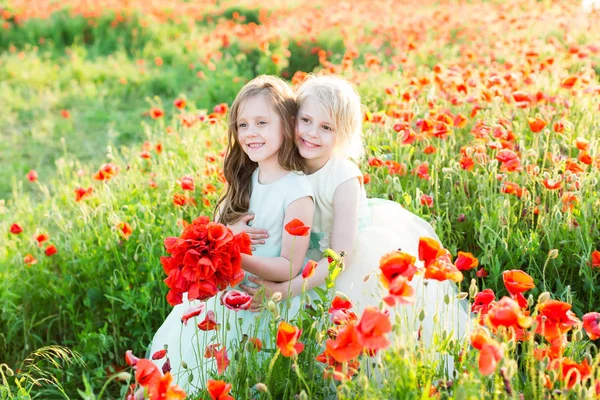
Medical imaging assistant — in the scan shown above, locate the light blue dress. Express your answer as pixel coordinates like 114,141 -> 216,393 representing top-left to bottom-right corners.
148,169 -> 313,391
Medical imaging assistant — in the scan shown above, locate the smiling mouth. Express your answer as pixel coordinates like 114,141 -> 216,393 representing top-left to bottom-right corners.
300,139 -> 319,148
247,143 -> 265,149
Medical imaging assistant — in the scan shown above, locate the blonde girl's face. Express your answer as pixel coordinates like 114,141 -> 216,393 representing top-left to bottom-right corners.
295,95 -> 337,170
236,92 -> 284,165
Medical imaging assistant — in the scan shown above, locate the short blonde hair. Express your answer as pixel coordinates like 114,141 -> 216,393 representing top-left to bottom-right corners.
296,75 -> 364,162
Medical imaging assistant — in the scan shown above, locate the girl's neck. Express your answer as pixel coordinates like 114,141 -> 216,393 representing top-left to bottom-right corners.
257,157 -> 289,184
305,156 -> 332,175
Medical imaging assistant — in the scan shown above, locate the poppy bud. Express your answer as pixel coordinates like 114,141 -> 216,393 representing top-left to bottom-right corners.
271,292 -> 283,302
457,292 -> 468,300
537,292 -> 551,304
298,391 -> 308,400
254,383 -> 268,393
548,249 -> 559,259
573,329 -> 583,342
267,301 -> 279,319
181,361 -> 188,369
527,294 -> 534,308
315,330 -> 323,343
418,309 -> 426,321
444,294 -> 450,305
469,279 -> 478,299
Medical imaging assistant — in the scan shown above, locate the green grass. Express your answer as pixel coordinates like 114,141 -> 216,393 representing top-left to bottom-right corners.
1,0 -> 600,398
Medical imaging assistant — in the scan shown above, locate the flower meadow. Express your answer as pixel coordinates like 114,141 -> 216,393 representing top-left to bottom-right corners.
1,0 -> 600,398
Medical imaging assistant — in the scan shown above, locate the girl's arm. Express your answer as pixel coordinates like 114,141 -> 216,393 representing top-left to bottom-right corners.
243,178 -> 360,301
241,196 -> 314,282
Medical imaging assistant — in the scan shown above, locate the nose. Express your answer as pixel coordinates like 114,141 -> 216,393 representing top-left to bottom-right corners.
304,124 -> 318,139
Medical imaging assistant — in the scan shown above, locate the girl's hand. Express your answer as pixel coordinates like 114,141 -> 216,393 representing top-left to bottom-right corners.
228,214 -> 269,247
240,276 -> 284,313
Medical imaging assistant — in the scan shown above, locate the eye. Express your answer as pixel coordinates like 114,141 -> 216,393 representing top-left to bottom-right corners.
238,122 -> 247,128
301,117 -> 310,123
322,125 -> 333,131
257,121 -> 267,126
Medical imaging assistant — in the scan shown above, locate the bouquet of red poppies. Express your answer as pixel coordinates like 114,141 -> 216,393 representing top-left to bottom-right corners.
160,216 -> 252,306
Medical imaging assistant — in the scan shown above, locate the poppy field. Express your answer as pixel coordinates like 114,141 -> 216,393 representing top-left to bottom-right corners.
1,0 -> 600,398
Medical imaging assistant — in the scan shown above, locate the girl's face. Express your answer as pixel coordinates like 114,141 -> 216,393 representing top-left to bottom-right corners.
295,96 -> 336,170
237,92 -> 284,165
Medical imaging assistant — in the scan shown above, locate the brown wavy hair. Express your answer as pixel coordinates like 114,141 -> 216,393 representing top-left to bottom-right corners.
215,75 -> 304,225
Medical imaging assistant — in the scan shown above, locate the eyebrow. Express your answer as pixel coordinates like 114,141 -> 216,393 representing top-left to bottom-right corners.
238,115 -> 270,120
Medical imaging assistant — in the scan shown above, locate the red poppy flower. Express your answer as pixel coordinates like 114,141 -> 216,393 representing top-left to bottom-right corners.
150,107 -> 164,119
45,244 -> 57,257
542,178 -> 562,190
213,103 -> 228,115
207,379 -> 234,400
149,372 -> 186,399
356,306 -> 391,353
528,117 -> 547,133
61,109 -> 71,119
204,343 -> 221,358
423,145 -> 437,154
549,358 -> 592,389
455,251 -> 479,271
125,350 -> 139,366
152,349 -> 167,360
503,270 -> 534,308
178,175 -> 195,191
284,219 -> 310,236
485,296 -> 532,331
470,328 -> 503,376
247,337 -> 262,352
420,194 -> 434,207
582,312 -> 600,340
413,162 -> 431,180
220,290 -> 252,311
383,275 -> 415,306
575,137 -> 590,151
26,170 -> 38,182
560,76 -> 578,89
35,233 -> 49,246
74,186 -> 93,202
172,193 -> 195,207
94,162 -> 120,181
496,149 -> 519,164
472,288 -> 495,315
302,260 -> 317,279
181,304 -> 205,325
135,359 -> 160,387
198,310 -> 219,331
325,322 -> 362,363
10,223 -> 23,234
368,157 -> 384,167
23,254 -> 37,265
277,321 -> 304,357
536,300 -> 581,341
213,347 -> 229,375
316,349 -> 360,381
592,251 -> 600,268
534,336 -> 567,361
118,222 -> 133,239
379,251 -> 418,287
174,98 -> 187,110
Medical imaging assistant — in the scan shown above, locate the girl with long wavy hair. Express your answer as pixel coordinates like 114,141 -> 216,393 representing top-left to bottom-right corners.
149,75 -> 314,391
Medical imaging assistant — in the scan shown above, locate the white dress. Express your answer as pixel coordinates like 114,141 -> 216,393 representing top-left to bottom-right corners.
302,157 -> 471,375
148,169 -> 313,391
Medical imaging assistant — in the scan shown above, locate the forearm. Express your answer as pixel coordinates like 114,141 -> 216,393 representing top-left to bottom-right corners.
241,254 -> 302,282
